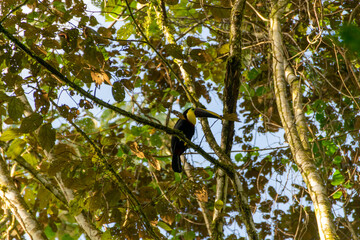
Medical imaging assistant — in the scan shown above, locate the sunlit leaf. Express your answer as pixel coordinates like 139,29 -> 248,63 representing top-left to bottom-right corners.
0,128 -> 22,141
331,170 -> 345,186
6,139 -> 26,159
332,191 -> 342,199
157,221 -> 172,232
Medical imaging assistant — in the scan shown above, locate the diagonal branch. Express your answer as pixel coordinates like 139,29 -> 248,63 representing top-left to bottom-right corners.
0,22 -> 234,179
50,100 -> 161,240
14,156 -> 67,205
15,88 -> 103,240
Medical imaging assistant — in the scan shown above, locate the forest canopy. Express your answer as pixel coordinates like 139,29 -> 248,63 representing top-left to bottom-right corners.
0,0 -> 360,239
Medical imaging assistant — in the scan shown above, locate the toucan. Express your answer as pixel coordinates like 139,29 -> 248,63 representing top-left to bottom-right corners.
171,107 -> 222,173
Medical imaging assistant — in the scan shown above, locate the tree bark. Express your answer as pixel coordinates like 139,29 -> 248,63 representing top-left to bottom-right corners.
0,156 -> 48,240
269,1 -> 339,239
213,0 -> 246,239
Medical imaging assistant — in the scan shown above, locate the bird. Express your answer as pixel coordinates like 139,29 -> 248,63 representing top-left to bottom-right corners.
171,107 -> 223,173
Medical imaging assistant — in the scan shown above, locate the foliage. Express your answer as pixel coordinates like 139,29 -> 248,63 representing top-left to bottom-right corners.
0,0 -> 359,239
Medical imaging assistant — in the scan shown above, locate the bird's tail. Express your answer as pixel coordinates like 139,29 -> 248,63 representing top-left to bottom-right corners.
172,154 -> 182,173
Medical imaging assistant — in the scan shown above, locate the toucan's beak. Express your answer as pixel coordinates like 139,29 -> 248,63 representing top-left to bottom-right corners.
194,108 -> 222,119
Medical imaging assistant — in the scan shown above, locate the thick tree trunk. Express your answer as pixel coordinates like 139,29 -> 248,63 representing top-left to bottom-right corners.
269,1 -> 339,239
0,156 -> 48,240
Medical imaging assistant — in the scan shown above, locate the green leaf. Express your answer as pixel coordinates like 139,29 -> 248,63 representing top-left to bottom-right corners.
101,136 -> 117,146
235,153 -> 243,162
333,156 -> 342,166
331,170 -> 345,186
0,128 -> 22,141
6,139 -> 26,159
344,182 -> 353,189
218,43 -> 229,55
150,134 -> 162,147
186,36 -> 204,47
164,44 -> 183,59
247,68 -> 261,80
174,172 -> 181,182
340,24 -> 360,55
20,113 -> 43,133
240,83 -> 255,97
205,168 -> 214,180
117,22 -> 135,39
324,141 -> 337,156
332,191 -> 342,199
45,226 -> 56,239
170,90 -> 180,97
157,221 -> 172,232
38,123 -> 56,151
53,1 -> 66,13
101,230 -> 112,240
76,118 -> 96,133
190,49 -> 212,63
255,86 -> 266,96
8,97 -> 24,121
184,231 -> 196,240
112,81 -> 125,102
22,153 -> 38,166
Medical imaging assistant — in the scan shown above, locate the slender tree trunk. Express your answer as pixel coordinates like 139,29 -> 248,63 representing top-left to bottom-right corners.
269,1 -> 339,239
0,156 -> 48,240
213,0 -> 246,238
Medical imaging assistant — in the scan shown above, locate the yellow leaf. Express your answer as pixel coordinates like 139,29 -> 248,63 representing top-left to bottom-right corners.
195,186 -> 208,202
128,141 -> 145,158
91,69 -> 112,86
147,155 -> 161,171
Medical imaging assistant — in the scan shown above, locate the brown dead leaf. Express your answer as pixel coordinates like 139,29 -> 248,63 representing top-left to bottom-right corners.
146,155 -> 161,171
128,141 -> 145,159
128,141 -> 161,170
195,186 -> 208,202
90,69 -> 112,86
162,214 -> 175,225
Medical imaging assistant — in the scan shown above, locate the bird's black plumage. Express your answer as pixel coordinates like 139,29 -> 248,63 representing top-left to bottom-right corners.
171,108 -> 195,173
171,107 -> 222,173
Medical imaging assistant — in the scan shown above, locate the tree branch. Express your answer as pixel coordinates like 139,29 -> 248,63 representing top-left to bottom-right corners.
0,156 -> 48,240
50,100 -> 161,240
0,23 -> 234,177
